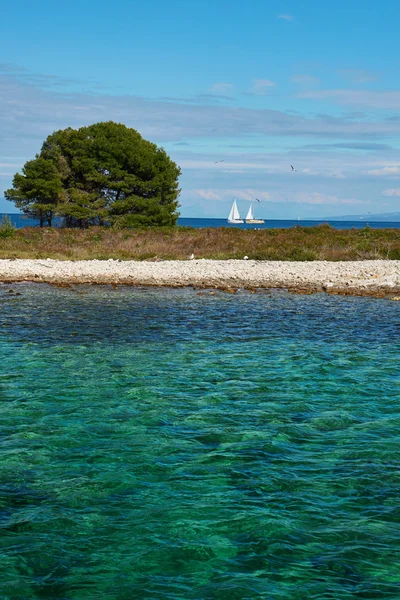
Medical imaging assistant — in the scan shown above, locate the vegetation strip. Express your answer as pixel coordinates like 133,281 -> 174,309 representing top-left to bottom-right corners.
0,224 -> 399,261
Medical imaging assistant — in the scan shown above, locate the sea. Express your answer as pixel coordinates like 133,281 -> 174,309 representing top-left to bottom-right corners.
1,283 -> 399,599
1,213 -> 400,230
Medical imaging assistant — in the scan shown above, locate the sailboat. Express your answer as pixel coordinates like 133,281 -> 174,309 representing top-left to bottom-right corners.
227,200 -> 244,224
245,203 -> 264,224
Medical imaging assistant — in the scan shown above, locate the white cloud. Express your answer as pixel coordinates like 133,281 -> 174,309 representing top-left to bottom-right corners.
4,71 -> 400,154
301,168 -> 346,179
209,83 -> 234,95
278,14 -> 294,20
299,89 -> 400,110
194,190 -> 222,200
190,189 -> 272,202
248,79 -> 276,96
296,192 -> 363,205
231,189 -> 272,201
382,188 -> 400,196
367,166 -> 400,176
292,74 -> 320,86
179,159 -> 277,171
337,69 -> 379,84
188,189 -> 362,206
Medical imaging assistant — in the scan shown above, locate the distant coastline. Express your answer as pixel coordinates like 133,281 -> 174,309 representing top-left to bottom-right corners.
319,211 -> 400,222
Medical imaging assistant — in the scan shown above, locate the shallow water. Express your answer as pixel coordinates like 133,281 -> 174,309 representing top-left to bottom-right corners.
0,284 -> 399,599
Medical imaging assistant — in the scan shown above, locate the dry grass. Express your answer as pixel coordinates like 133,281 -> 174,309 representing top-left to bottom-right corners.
0,224 -> 399,261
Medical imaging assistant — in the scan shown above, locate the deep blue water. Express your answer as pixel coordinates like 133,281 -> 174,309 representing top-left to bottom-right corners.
2,213 -> 400,230
178,218 -> 400,230
0,284 -> 400,599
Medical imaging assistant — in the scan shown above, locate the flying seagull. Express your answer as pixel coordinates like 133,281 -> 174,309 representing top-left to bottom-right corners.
291,165 -> 297,171
255,198 -> 261,203
214,160 -> 224,164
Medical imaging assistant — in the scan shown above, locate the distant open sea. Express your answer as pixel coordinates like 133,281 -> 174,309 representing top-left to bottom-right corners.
2,213 -> 400,230
1,284 -> 399,598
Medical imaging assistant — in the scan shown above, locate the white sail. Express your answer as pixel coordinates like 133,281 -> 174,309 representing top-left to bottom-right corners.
245,200 -> 265,223
246,204 -> 254,220
228,200 -> 243,223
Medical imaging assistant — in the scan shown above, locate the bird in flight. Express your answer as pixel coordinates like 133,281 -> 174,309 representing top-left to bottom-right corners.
291,165 -> 297,171
255,198 -> 261,203
214,160 -> 224,164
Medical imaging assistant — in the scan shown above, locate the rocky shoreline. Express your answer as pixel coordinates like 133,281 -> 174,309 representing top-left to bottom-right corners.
0,258 -> 400,297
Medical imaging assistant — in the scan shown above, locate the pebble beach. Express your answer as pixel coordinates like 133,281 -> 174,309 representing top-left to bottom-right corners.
0,258 -> 400,296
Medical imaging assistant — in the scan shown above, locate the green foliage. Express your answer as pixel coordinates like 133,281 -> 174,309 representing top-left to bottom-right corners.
287,247 -> 317,261
388,248 -> 400,259
5,157 -> 61,226
0,215 -> 16,239
6,122 -> 181,228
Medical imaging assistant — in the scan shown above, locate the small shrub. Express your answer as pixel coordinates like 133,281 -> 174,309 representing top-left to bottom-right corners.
388,248 -> 400,260
287,248 -> 317,261
360,225 -> 372,239
0,215 -> 16,239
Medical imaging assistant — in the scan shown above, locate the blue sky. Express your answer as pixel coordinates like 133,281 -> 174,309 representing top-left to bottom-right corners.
1,0 -> 400,218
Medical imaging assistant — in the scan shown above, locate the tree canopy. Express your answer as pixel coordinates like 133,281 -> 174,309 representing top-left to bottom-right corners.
5,122 -> 181,227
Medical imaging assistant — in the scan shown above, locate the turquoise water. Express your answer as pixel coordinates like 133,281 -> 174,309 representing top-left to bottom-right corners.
1,284 -> 399,599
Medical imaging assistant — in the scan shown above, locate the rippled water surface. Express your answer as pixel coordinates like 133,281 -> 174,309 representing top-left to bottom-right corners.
1,284 -> 399,599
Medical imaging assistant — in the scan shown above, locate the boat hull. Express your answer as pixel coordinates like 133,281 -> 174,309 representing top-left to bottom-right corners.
228,219 -> 244,224
246,219 -> 264,224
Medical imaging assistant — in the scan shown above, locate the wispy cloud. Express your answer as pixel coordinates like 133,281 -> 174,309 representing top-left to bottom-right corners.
231,190 -> 272,201
337,69 -> 379,84
209,83 -> 234,95
227,144 -> 265,149
160,93 -> 234,104
180,160 -> 274,171
300,142 -> 392,151
0,62 -> 28,73
382,188 -> 400,196
292,74 -> 320,86
278,14 -> 294,21
4,69 -> 400,153
0,62 -> 84,89
367,166 -> 400,176
296,192 -> 363,205
299,89 -> 400,109
247,79 -> 276,96
302,168 -> 346,179
190,189 -> 362,206
194,190 -> 222,201
191,189 -> 272,202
